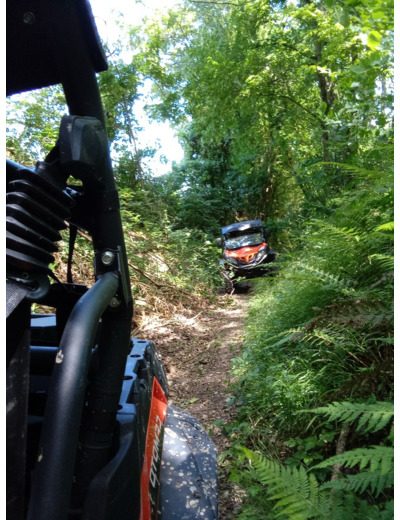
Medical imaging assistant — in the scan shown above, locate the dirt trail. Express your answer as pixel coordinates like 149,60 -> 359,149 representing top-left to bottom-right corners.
144,292 -> 251,519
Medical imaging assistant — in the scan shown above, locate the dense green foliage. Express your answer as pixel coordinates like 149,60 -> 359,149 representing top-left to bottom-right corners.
136,0 -> 393,226
234,399 -> 394,519
6,0 -> 394,517
222,147 -> 393,517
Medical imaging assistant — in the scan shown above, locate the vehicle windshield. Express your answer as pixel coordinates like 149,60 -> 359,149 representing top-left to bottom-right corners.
224,232 -> 264,250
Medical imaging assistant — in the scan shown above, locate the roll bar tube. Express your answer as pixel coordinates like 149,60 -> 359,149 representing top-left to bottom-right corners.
27,272 -> 119,520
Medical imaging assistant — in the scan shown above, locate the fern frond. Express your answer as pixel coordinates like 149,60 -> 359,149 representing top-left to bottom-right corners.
321,470 -> 394,497
327,302 -> 394,329
356,405 -> 394,434
309,401 -> 394,433
375,221 -> 394,233
306,161 -> 390,182
376,500 -> 394,520
291,263 -> 351,289
314,446 -> 393,474
242,448 -> 333,519
367,254 -> 394,271
309,219 -> 365,240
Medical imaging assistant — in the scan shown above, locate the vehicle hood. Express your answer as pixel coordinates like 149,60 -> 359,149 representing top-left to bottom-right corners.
224,242 -> 267,263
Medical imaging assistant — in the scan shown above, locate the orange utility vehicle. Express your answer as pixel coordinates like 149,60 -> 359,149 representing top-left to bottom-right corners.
218,220 -> 276,282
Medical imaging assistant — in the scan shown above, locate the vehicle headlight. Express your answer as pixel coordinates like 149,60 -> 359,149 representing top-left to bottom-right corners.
256,247 -> 267,260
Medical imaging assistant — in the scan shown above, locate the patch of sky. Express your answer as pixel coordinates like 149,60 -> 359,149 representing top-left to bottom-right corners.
89,0 -> 185,176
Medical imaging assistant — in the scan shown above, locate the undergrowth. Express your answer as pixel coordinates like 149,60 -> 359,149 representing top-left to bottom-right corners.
222,149 -> 394,518
52,185 -> 223,334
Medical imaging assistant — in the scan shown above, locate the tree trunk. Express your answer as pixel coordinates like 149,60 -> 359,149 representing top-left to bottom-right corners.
315,39 -> 336,163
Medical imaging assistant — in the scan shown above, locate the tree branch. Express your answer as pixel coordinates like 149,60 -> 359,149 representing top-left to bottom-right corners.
277,94 -> 324,125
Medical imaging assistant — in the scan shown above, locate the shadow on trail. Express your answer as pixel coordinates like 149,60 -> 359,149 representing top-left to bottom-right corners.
217,280 -> 254,296
233,281 -> 253,294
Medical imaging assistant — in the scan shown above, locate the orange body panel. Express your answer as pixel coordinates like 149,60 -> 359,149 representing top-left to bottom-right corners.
140,378 -> 168,520
225,242 -> 266,263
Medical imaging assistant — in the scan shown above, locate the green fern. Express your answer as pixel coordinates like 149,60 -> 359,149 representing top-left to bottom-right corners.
241,445 -> 393,519
308,401 -> 394,434
367,254 -> 394,272
290,263 -> 351,290
241,448 -> 367,520
316,446 -> 394,498
242,448 -> 333,519
315,446 -> 393,474
323,300 -> 393,329
240,403 -> 394,518
309,219 -> 366,240
375,221 -> 394,233
321,470 -> 394,497
307,161 -> 384,180
310,402 -> 394,498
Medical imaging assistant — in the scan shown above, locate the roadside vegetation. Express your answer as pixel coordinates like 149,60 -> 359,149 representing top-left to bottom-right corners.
223,147 -> 394,519
6,0 -> 394,518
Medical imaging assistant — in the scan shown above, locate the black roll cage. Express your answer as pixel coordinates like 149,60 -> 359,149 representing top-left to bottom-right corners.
7,5 -> 219,520
7,1 -> 134,518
